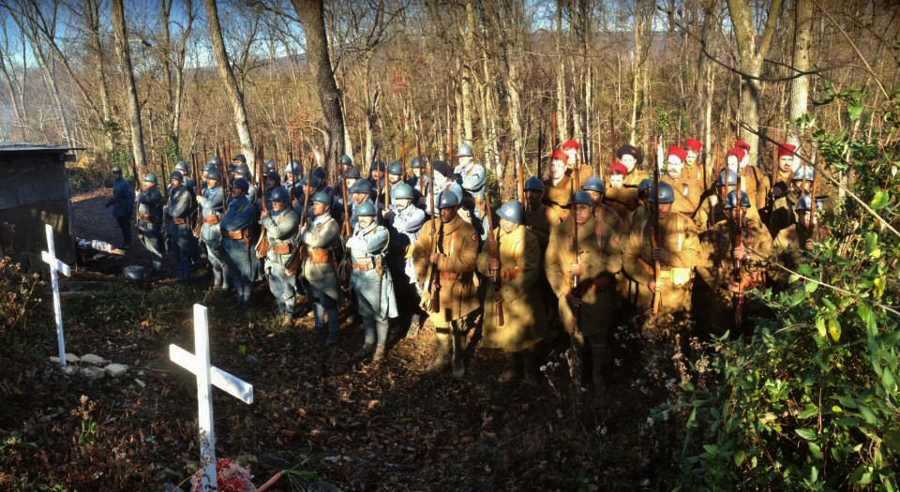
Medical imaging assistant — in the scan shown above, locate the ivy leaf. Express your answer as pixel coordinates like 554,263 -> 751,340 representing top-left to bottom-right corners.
871,190 -> 890,210
796,428 -> 817,440
816,317 -> 827,338
848,100 -> 864,121
808,442 -> 824,460
734,449 -> 746,466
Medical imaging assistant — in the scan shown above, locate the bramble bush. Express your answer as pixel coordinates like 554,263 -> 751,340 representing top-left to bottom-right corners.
677,86 -> 900,490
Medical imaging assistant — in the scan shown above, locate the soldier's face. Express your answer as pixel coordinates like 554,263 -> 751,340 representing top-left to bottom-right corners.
272,200 -> 286,212
389,173 -> 401,184
346,178 -> 358,189
171,179 -> 181,189
793,180 -> 812,193
266,177 -> 277,189
686,150 -> 698,165
574,204 -> 592,224
232,187 -> 245,199
525,190 -> 543,207
620,154 -> 636,171
312,202 -> 328,216
586,190 -> 603,205
609,174 -> 624,188
667,156 -> 684,177
500,219 -> 516,233
207,178 -> 219,189
779,156 -> 794,172
458,155 -> 473,167
393,198 -> 411,210
727,207 -> 746,223
727,155 -> 739,170
797,210 -> 812,228
358,215 -> 374,228
656,203 -> 673,220
439,206 -> 458,223
551,159 -> 566,180
352,192 -> 368,205
371,169 -> 382,180
565,149 -> 578,164
141,181 -> 154,191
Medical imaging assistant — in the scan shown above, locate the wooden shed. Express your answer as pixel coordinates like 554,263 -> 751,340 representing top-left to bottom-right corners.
0,144 -> 80,269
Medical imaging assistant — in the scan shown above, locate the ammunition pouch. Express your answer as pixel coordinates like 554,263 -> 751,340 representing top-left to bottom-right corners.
271,241 -> 292,255
226,229 -> 248,240
309,247 -> 332,264
203,215 -> 221,225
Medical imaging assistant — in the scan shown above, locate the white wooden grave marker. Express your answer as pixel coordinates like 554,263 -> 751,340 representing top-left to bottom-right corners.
41,224 -> 71,366
169,304 -> 254,491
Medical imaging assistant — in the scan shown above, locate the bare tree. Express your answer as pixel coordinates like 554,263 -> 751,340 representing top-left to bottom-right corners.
204,0 -> 255,169
111,0 -> 147,171
788,0 -> 812,149
157,0 -> 195,156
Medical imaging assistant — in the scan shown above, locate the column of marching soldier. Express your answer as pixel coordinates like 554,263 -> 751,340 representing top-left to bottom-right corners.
117,136 -> 825,388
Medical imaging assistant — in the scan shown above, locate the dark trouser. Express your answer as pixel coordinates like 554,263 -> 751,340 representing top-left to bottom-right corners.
116,215 -> 133,248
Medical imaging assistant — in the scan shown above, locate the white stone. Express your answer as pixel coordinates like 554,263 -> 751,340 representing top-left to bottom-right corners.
62,365 -> 79,376
80,366 -> 105,380
66,353 -> 80,362
80,354 -> 107,366
103,363 -> 129,378
134,378 -> 146,388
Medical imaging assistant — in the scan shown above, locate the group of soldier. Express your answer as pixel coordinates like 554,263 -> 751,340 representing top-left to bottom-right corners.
105,135 -> 824,389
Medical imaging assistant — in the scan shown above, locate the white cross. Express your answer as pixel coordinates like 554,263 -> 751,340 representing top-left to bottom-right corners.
41,224 -> 71,366
169,304 -> 253,492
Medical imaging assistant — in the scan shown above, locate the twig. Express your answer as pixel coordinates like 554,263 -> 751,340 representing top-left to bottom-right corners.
256,471 -> 283,491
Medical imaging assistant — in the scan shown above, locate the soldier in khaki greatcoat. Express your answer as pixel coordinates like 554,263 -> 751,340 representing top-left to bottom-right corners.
664,146 -> 704,218
734,139 -> 771,212
543,149 -> 592,222
477,201 -> 549,383
545,191 -> 622,391
765,143 -> 799,236
623,182 -> 700,336
413,190 -> 481,378
774,194 -> 827,272
522,176 -> 558,249
695,190 -> 774,335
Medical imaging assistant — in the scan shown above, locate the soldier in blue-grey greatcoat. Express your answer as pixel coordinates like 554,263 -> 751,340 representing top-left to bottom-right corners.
107,166 -> 135,249
197,168 -> 228,290
385,181 -> 427,337
164,171 -> 195,281
136,173 -> 164,273
221,178 -> 257,306
260,187 -> 300,323
301,191 -> 342,346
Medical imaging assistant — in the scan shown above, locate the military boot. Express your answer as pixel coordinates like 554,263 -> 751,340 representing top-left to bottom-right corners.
425,331 -> 451,373
212,268 -> 223,290
451,330 -> 466,379
405,313 -> 421,339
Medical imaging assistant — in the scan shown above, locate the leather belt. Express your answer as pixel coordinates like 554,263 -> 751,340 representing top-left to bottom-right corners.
271,242 -> 291,255
440,271 -> 465,281
499,267 -> 522,280
138,214 -> 157,222
352,260 -> 375,271
309,248 -> 331,264
172,217 -> 187,225
226,229 -> 248,240
203,215 -> 220,225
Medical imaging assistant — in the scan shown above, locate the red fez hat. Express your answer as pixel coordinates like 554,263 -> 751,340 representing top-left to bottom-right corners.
734,139 -> 751,152
777,143 -> 796,159
727,148 -> 745,161
667,145 -> 687,162
685,138 -> 702,152
610,162 -> 628,176
561,140 -> 580,151
551,149 -> 568,161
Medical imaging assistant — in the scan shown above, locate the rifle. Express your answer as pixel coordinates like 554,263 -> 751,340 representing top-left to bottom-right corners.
537,122 -> 544,182
420,158 -> 441,313
569,155 -> 581,330
733,160 -> 744,330
131,153 -> 140,229
768,133 -> 779,210
551,109 -> 558,150
516,154 -> 524,204
191,152 -> 202,237
608,105 -> 615,182
255,142 -> 269,258
808,158 -> 818,245
416,137 -> 424,197
222,144 -> 231,212
485,195 -> 504,327
651,136 -> 662,316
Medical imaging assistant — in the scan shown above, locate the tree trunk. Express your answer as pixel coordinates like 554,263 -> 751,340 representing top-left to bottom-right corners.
789,0 -> 812,149
111,0 -> 146,172
205,0 -> 254,171
726,0 -> 784,166
460,0 -> 475,144
85,0 -> 114,152
291,0 -> 346,173
555,0 -> 566,145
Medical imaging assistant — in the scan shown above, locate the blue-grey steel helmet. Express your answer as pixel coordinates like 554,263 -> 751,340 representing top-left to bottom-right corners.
265,171 -> 281,185
205,162 -> 218,173
340,154 -> 353,167
312,191 -> 332,205
724,190 -> 751,209
716,169 -> 739,186
208,157 -> 220,167
793,165 -> 815,182
111,165 -> 123,174
570,190 -> 594,206
497,201 -> 525,225
524,176 -> 544,192
370,160 -> 386,172
264,159 -> 277,173
355,200 -> 376,217
582,176 -> 606,193
638,178 -> 654,195
232,177 -> 249,193
344,166 -> 361,179
169,170 -> 184,182
437,190 -> 461,209
456,143 -> 474,157
233,154 -> 247,163
175,160 -> 189,173
206,168 -> 222,182
795,193 -> 823,211
234,164 -> 251,177
284,160 -> 301,176
349,179 -> 374,195
391,182 -> 415,200
647,182 -> 676,204
270,186 -> 290,203
388,161 -> 403,175
143,173 -> 158,184
410,157 -> 422,169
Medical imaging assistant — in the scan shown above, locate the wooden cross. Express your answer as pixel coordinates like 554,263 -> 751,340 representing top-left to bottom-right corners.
169,304 -> 254,491
41,224 -> 71,366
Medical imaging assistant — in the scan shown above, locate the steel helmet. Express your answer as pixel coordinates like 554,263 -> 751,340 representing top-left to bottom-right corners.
206,168 -> 222,182
456,144 -> 474,157
795,194 -> 823,211
340,154 -> 353,167
111,165 -> 123,174
349,179 -> 374,195
143,173 -> 158,184
264,159 -> 277,173
270,187 -> 290,203
647,182 -> 676,204
370,160 -> 386,172
793,165 -> 815,182
265,171 -> 281,184
391,182 -> 415,200
410,157 -> 423,169
285,160 -> 301,176
724,190 -> 751,209
233,154 -> 247,163
232,177 -> 249,193
638,178 -> 654,195
235,164 -> 251,177
355,200 -> 376,217
388,161 -> 403,175
175,161 -> 189,173
169,170 -> 184,182
312,191 -> 332,205
524,176 -> 544,192
569,190 -> 594,206
437,190 -> 461,209
344,166 -> 361,179
716,169 -> 739,187
582,176 -> 606,193
497,201 -> 525,225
